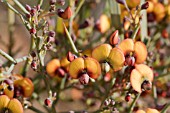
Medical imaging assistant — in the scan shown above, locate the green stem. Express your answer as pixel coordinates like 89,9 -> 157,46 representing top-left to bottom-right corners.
69,0 -> 85,34
38,0 -> 43,7
13,0 -> 29,14
152,85 -> 158,104
128,93 -> 141,113
0,49 -> 16,64
132,25 -> 140,40
161,103 -> 170,113
63,23 -> 78,53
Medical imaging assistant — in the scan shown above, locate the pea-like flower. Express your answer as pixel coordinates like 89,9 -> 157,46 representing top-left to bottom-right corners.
0,95 -> 23,113
69,57 -> 101,84
14,75 -> 34,98
46,57 -> 70,79
136,108 -> 160,113
130,64 -> 153,93
92,44 -> 125,72
118,39 -> 147,65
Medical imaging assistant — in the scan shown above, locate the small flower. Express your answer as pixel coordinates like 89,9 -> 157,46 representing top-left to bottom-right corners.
69,57 -> 101,80
130,64 -> 153,93
95,14 -> 111,33
0,95 -> 23,113
14,75 -> 34,97
118,39 -> 147,65
46,58 -> 70,78
92,44 -> 125,71
136,108 -> 160,113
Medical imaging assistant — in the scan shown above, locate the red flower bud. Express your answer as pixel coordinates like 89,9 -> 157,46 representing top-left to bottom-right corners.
125,93 -> 131,102
44,98 -> 52,107
25,4 -> 31,12
110,30 -> 120,46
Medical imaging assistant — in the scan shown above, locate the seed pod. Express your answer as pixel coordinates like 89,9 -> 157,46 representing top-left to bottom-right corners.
57,6 -> 72,19
110,30 -> 120,46
79,73 -> 90,85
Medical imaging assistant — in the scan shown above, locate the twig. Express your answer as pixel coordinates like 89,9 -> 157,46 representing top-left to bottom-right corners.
63,23 -> 78,53
0,49 -> 16,64
13,0 -> 29,14
128,93 -> 141,113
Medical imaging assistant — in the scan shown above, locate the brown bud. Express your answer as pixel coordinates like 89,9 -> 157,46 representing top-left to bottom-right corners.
141,2 -> 149,10
57,6 -> 72,19
116,0 -> 126,5
79,73 -> 90,85
110,30 -> 120,46
141,80 -> 152,91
